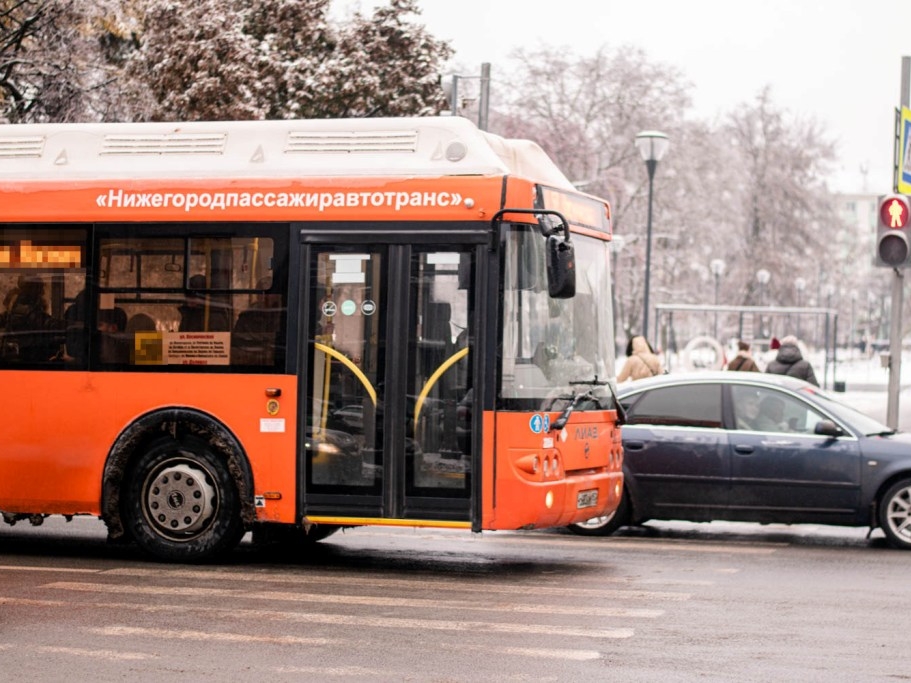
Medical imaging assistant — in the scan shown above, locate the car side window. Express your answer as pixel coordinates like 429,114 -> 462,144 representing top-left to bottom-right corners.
731,385 -> 828,434
625,384 -> 722,428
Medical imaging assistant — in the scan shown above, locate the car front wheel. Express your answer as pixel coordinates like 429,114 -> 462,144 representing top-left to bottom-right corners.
879,478 -> 911,550
568,493 -> 630,536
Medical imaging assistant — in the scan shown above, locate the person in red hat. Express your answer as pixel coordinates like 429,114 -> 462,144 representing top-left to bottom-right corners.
766,335 -> 818,386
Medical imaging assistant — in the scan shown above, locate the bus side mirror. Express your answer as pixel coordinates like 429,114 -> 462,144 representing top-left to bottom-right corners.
546,235 -> 575,299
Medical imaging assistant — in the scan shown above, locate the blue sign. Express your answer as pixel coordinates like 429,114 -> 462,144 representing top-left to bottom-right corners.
529,414 -> 544,434
900,107 -> 911,195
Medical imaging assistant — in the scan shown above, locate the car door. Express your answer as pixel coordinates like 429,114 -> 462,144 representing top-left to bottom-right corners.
727,383 -> 862,521
621,382 -> 729,519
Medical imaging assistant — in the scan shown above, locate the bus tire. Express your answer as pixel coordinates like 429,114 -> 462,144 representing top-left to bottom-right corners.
123,436 -> 244,562
567,493 -> 630,536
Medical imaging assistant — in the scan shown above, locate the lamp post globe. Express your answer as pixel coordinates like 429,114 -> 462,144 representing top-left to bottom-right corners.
635,130 -> 669,340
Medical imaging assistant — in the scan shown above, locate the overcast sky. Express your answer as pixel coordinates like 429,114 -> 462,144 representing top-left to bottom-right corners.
341,0 -> 908,195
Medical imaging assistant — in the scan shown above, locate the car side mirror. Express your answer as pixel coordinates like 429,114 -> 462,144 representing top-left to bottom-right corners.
814,420 -> 845,438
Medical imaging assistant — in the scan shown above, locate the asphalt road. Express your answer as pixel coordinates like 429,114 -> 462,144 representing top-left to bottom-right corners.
0,517 -> 907,682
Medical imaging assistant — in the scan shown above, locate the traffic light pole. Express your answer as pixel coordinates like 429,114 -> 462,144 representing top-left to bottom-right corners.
887,56 -> 911,429
887,269 -> 903,429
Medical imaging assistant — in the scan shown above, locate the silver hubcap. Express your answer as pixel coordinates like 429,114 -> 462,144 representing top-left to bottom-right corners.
143,457 -> 217,540
884,485 -> 911,544
576,509 -> 617,530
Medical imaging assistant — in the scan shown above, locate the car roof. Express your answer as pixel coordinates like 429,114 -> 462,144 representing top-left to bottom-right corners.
616,371 -> 813,396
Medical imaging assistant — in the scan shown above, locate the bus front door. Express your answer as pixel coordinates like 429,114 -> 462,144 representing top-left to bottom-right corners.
302,243 -> 475,526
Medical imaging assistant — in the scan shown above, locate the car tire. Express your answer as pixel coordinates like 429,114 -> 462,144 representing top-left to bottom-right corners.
568,492 -> 630,536
123,436 -> 245,562
879,478 -> 911,550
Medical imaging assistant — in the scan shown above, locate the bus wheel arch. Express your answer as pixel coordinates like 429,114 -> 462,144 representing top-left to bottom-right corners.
101,408 -> 255,559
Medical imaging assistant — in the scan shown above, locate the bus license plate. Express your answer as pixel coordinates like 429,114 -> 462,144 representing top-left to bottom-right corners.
577,489 -> 598,509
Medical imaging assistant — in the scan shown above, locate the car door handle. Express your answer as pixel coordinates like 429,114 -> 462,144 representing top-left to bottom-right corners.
625,440 -> 645,451
733,444 -> 754,454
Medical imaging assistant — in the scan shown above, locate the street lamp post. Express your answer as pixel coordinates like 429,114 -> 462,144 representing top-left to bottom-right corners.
850,290 -> 858,354
756,269 -> 770,339
823,282 -> 836,352
795,277 -> 806,338
710,258 -> 725,339
635,130 -> 670,341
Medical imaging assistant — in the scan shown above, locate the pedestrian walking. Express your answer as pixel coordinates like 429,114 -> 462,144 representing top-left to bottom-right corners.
617,335 -> 663,382
765,334 -> 818,386
726,340 -> 760,372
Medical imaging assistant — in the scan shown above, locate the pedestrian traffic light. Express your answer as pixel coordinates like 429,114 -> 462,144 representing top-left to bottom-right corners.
875,194 -> 911,268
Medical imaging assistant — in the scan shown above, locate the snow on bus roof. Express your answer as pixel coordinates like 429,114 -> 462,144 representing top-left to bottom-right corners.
0,116 -> 575,189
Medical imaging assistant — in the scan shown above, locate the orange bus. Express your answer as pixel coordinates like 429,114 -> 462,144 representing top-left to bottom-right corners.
0,117 -> 623,561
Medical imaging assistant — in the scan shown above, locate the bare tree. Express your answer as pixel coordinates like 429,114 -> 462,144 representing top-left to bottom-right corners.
491,46 -> 847,344
0,1 -> 89,122
725,86 -> 840,307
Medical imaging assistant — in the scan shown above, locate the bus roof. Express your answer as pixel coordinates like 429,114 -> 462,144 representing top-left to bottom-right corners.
0,116 -> 575,189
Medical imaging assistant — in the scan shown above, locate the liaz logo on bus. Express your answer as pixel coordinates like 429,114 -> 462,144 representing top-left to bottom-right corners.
575,426 -> 599,440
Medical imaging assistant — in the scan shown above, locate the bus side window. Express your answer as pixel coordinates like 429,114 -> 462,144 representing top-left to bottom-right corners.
1,277 -> 65,363
232,279 -> 281,366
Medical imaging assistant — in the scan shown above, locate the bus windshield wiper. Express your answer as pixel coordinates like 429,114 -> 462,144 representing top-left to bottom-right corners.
551,389 -> 594,431
565,376 -> 626,426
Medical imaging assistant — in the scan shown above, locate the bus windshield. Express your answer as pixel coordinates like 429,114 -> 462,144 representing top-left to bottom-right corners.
499,228 -> 615,409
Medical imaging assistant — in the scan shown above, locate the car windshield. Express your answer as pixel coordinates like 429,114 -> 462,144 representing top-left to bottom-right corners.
799,387 -> 894,435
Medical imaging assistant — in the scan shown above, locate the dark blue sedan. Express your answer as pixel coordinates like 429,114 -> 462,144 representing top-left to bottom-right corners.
570,372 -> 911,549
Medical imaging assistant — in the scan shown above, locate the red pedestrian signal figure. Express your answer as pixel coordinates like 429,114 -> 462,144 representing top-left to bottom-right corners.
887,197 -> 908,227
876,194 -> 911,268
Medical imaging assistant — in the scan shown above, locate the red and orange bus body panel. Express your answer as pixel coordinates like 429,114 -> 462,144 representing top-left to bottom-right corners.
481,410 -> 623,530
0,371 -> 298,523
0,177 -> 505,224
482,177 -> 622,528
0,170 -> 620,531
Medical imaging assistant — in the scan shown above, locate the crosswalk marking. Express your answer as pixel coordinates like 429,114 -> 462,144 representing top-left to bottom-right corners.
100,567 -> 693,601
43,579 -> 665,618
90,626 -> 338,646
37,583 -> 635,639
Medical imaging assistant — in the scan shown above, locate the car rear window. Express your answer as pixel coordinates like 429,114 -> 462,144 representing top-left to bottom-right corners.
624,383 -> 722,428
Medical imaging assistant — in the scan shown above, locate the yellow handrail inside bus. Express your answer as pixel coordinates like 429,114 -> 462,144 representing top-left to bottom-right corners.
413,347 -> 469,430
319,347 -> 332,434
314,342 -> 377,406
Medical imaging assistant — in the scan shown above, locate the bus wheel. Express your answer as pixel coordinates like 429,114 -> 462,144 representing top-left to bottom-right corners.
567,493 -> 630,537
879,478 -> 911,550
124,437 -> 244,562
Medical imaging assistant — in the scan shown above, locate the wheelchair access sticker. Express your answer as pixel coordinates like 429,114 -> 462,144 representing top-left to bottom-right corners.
529,414 -> 551,434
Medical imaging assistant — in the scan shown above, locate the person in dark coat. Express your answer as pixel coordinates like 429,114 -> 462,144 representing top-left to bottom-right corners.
765,335 -> 818,386
727,340 -> 760,372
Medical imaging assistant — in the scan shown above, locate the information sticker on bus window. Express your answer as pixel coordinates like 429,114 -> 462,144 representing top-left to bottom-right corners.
163,331 -> 230,365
